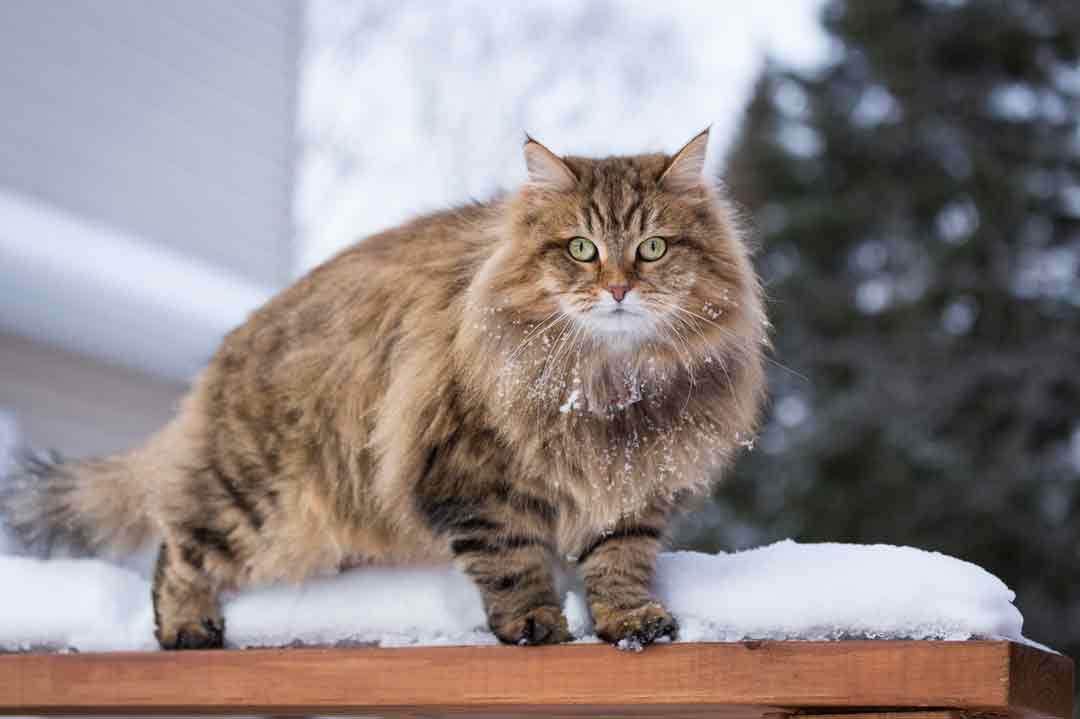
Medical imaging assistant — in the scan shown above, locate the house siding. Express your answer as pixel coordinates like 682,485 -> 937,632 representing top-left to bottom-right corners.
0,0 -> 300,286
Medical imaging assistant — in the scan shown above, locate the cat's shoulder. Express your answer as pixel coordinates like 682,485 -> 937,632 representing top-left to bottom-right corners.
355,198 -> 504,252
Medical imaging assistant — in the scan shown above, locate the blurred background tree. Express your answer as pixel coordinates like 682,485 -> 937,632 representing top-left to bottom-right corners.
677,0 -> 1080,663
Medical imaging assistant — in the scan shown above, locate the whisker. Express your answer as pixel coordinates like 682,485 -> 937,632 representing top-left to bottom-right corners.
655,316 -> 696,386
714,326 -> 809,384
653,299 -> 809,385
505,309 -> 564,365
539,315 -> 577,388
553,316 -> 580,371
655,318 -> 697,413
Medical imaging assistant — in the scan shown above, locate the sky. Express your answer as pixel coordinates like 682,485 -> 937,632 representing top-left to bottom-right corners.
294,0 -> 830,271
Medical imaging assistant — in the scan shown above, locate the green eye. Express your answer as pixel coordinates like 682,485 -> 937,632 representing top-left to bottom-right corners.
637,236 -> 667,262
567,237 -> 598,262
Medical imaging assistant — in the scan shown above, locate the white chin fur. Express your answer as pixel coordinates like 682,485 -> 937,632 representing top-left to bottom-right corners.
581,308 -> 655,342
563,291 -> 656,344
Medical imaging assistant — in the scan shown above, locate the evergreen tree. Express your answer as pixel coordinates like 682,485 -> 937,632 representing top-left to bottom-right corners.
688,0 -> 1080,669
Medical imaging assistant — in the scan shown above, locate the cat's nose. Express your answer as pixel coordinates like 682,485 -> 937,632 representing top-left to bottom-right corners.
608,285 -> 631,302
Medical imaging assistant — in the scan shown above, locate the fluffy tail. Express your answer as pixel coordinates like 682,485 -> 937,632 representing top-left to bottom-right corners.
0,450 -> 154,558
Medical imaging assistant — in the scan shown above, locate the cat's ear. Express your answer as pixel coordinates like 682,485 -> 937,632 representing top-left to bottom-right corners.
523,135 -> 577,191
659,128 -> 711,192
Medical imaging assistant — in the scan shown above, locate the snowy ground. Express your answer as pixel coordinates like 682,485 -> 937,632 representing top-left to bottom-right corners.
0,540 -> 1032,653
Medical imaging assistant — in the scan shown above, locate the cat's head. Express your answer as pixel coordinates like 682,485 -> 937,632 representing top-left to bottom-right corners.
490,130 -> 760,353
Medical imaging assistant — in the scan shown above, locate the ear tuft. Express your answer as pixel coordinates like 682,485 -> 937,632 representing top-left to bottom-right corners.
659,128 -> 711,192
523,135 -> 577,191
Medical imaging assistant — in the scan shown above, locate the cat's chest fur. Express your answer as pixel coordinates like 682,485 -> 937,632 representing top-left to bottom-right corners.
486,349 -> 736,533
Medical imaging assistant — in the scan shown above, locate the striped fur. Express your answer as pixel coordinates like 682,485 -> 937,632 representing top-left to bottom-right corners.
0,132 -> 767,649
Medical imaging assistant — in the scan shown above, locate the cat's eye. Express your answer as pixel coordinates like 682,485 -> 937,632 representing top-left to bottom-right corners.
567,237 -> 598,262
637,237 -> 668,262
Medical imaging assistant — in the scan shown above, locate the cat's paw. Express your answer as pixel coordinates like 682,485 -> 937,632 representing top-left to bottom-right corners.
156,616 -> 225,650
492,605 -> 574,646
594,602 -> 678,649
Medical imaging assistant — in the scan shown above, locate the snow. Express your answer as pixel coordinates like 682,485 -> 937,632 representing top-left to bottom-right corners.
0,557 -> 152,652
559,389 -> 581,414
0,540 -> 1034,653
657,542 -> 1022,643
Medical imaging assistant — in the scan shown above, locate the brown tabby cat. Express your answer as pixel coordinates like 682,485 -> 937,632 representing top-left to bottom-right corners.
0,129 -> 766,650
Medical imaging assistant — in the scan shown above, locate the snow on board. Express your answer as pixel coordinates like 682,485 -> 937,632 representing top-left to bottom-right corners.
0,540 -> 1033,653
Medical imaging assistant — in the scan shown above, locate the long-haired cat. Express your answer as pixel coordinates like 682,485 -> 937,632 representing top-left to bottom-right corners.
0,130 -> 766,649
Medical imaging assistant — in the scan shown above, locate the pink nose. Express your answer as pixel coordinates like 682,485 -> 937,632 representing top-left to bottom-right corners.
608,285 -> 630,302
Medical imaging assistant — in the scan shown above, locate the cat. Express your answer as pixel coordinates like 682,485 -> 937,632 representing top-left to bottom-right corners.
0,129 -> 766,650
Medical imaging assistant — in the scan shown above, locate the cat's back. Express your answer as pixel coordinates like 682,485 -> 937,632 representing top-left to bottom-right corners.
336,199 -> 499,282
225,199 -> 501,354
189,200 -> 499,467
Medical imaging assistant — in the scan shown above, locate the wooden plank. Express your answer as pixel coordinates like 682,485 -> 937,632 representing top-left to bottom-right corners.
0,641 -> 1072,718
1009,642 -> 1076,719
765,713 -> 966,719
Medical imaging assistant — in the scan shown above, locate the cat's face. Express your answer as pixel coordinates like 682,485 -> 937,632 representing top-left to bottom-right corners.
501,132 -> 753,351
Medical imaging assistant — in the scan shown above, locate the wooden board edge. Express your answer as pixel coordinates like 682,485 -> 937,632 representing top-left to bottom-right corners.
766,712 -> 967,719
0,640 -> 1072,718
1008,642 -> 1075,719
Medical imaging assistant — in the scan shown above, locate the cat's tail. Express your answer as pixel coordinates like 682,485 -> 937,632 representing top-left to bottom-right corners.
0,449 -> 154,558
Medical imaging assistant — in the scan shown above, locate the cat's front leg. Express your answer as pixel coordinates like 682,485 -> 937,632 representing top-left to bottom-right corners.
453,520 -> 571,645
577,510 -> 677,649
416,469 -> 572,645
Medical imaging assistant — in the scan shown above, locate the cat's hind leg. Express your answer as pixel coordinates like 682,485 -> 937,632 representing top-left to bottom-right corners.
150,455 -> 275,649
151,540 -> 225,649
